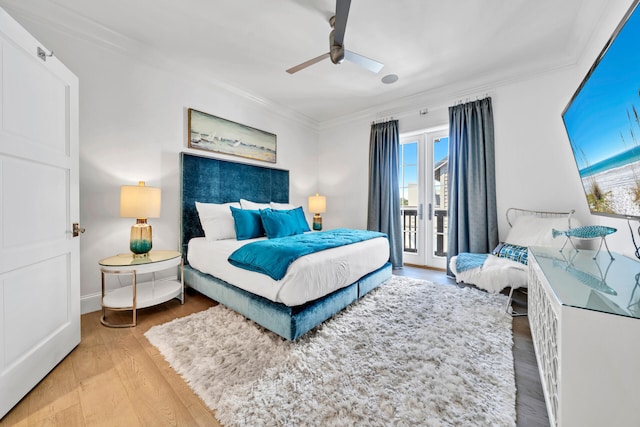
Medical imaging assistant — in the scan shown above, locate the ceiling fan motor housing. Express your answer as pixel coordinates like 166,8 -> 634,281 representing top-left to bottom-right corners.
329,30 -> 345,64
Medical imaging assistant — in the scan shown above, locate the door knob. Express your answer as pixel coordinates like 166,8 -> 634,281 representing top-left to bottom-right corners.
73,223 -> 85,237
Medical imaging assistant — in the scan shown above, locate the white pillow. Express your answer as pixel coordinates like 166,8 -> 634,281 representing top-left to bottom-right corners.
505,215 -> 580,248
270,202 -> 296,211
240,198 -> 270,210
195,201 -> 240,241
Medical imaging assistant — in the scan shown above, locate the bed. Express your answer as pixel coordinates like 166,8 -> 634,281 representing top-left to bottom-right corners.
180,152 -> 392,340
449,208 -> 576,315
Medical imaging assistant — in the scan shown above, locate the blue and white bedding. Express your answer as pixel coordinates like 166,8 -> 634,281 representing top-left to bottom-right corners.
228,229 -> 387,280
188,234 -> 390,306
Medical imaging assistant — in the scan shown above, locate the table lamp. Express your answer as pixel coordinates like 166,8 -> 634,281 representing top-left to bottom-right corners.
120,181 -> 161,257
308,193 -> 326,231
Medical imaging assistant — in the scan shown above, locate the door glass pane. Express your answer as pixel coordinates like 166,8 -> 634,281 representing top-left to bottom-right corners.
433,136 -> 449,257
400,141 -> 418,253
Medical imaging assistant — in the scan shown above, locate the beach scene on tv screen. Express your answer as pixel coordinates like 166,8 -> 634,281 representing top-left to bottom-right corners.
563,5 -> 640,218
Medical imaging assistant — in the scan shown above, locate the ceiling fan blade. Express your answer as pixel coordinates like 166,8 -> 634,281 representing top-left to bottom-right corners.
286,53 -> 330,74
333,0 -> 351,46
344,50 -> 384,73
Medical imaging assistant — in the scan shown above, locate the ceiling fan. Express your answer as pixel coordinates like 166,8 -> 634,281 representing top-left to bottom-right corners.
286,0 -> 384,74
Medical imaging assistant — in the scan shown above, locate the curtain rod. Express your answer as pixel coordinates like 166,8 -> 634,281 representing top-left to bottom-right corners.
371,116 -> 394,125
453,93 -> 491,106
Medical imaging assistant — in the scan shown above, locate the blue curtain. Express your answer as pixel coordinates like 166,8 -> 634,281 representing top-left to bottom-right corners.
368,120 -> 403,268
447,98 -> 498,275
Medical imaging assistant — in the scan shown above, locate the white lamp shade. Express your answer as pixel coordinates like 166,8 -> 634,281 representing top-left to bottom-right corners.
120,181 -> 161,219
308,193 -> 326,214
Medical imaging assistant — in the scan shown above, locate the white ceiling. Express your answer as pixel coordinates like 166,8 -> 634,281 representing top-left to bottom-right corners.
0,0 -> 611,124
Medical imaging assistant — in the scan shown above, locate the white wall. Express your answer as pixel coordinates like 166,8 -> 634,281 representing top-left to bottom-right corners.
492,69 -> 588,232
9,13 -> 319,313
317,120 -> 371,229
318,0 -> 639,259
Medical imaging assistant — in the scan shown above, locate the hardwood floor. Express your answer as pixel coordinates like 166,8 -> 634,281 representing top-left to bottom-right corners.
1,290 -> 220,427
1,269 -> 549,426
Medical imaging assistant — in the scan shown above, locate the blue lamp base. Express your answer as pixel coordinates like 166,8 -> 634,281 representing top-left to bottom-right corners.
312,214 -> 323,231
130,220 -> 152,257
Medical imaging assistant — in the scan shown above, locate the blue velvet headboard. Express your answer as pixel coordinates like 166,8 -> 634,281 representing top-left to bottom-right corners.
180,152 -> 289,260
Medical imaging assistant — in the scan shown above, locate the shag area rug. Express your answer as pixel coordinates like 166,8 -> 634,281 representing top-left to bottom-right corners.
145,276 -> 516,426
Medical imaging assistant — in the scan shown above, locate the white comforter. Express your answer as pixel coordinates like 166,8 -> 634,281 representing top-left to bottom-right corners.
188,235 -> 390,306
449,254 -> 528,294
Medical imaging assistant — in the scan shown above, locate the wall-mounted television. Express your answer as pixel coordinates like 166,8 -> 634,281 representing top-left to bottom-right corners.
562,0 -> 640,219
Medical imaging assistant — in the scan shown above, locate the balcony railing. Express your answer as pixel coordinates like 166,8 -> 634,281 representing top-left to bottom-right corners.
401,207 -> 447,257
402,208 -> 419,253
433,209 -> 447,257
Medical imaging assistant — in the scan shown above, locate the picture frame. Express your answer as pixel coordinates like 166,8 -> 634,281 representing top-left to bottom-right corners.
188,108 -> 277,163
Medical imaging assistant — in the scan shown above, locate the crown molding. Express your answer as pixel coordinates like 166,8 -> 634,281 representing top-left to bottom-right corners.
317,55 -> 580,132
2,0 -> 613,134
0,2 -> 320,132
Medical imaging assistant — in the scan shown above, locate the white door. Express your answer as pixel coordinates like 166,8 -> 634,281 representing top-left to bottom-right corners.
425,130 -> 448,269
399,128 -> 448,269
399,135 -> 425,265
0,7 -> 80,419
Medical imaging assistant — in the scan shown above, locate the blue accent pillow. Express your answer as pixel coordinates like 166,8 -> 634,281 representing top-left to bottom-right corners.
274,206 -> 311,233
230,206 -> 265,240
496,243 -> 528,265
260,208 -> 302,239
293,206 -> 312,233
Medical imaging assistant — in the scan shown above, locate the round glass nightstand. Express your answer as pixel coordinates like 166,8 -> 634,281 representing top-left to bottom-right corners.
98,250 -> 184,327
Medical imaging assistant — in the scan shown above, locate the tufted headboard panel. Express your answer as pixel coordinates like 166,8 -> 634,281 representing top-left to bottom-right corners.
180,152 -> 289,261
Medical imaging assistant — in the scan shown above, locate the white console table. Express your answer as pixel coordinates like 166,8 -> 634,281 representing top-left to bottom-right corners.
528,247 -> 640,427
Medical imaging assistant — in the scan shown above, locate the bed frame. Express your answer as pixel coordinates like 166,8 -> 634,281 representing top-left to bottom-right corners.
180,152 -> 392,340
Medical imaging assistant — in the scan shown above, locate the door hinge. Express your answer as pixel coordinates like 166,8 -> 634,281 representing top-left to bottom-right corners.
37,46 -> 53,62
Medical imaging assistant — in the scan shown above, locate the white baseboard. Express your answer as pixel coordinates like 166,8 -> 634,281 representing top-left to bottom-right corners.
81,292 -> 102,314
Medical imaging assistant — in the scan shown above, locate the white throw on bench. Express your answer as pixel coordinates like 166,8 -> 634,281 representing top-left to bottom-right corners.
449,208 -> 576,315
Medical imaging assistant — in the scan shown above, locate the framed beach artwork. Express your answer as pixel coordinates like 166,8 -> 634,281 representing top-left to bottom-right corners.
188,108 -> 277,163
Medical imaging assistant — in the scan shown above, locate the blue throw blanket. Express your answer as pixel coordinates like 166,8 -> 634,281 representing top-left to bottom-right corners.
228,228 -> 387,281
455,252 -> 489,273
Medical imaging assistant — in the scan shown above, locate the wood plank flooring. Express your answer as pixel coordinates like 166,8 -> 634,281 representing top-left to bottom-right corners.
1,268 -> 548,426
1,290 -> 220,427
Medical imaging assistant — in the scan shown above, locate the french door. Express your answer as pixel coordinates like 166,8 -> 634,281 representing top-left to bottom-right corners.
399,128 -> 449,269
